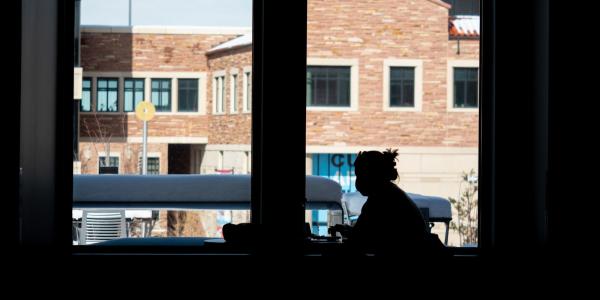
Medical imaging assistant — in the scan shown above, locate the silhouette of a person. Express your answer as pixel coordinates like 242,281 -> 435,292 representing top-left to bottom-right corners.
335,149 -> 435,257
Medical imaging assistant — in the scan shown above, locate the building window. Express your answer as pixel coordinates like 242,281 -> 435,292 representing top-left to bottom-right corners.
151,79 -> 172,112
243,71 -> 251,112
306,66 -> 351,107
139,157 -> 160,175
390,67 -> 415,107
178,79 -> 198,112
444,0 -> 480,16
124,78 -> 145,112
454,67 -> 479,108
96,78 -> 119,112
99,156 -> 119,174
80,77 -> 91,112
230,74 -> 238,113
383,59 -> 423,112
213,75 -> 225,114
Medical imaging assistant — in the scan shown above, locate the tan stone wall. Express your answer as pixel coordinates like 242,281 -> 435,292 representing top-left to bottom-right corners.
79,141 -> 168,175
80,113 -> 209,140
81,32 -> 239,72
207,47 -> 252,145
306,0 -> 478,148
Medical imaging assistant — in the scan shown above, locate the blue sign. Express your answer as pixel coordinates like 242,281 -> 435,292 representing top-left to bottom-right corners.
312,153 -> 357,193
310,153 -> 357,235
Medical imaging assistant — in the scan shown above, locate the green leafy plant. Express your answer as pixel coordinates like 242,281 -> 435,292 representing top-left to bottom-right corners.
449,169 -> 478,246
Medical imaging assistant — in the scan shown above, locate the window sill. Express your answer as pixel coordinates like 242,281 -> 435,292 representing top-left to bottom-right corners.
383,106 -> 422,112
307,107 -> 358,112
447,107 -> 479,113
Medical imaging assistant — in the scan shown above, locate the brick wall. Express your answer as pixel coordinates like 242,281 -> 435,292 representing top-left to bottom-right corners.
81,32 -> 239,72
306,0 -> 478,148
206,46 -> 252,145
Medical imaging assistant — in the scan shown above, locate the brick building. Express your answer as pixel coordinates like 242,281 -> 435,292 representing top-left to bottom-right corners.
76,0 -> 480,244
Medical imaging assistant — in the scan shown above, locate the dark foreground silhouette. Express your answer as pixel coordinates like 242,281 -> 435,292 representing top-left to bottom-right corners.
333,149 -> 449,258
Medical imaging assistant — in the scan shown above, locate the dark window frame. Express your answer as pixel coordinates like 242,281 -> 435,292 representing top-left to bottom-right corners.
80,77 -> 92,112
151,78 -> 172,112
306,66 -> 351,107
231,74 -> 238,112
138,156 -> 160,175
98,156 -> 119,174
389,66 -> 416,107
124,78 -> 145,112
96,77 -> 119,112
244,71 -> 251,112
454,67 -> 479,108
20,0 -> 562,258
178,78 -> 199,113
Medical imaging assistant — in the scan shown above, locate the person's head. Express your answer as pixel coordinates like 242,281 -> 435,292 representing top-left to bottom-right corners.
354,149 -> 399,196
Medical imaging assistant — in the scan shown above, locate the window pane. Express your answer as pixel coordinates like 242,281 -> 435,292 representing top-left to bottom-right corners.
81,78 -> 92,112
75,2 -> 253,242
124,92 -> 133,112
455,81 -> 465,107
151,91 -> 159,106
108,91 -> 118,112
178,79 -> 198,112
307,0 -> 479,248
390,67 -> 415,107
97,91 -> 107,111
307,66 -> 351,107
135,80 -> 144,89
454,68 -> 478,108
466,81 -> 478,107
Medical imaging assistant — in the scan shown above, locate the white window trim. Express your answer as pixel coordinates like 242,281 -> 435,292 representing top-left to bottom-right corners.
97,152 -> 121,174
383,59 -> 423,112
447,60 -> 479,112
242,66 -> 252,113
174,74 -> 206,115
306,58 -> 359,112
212,70 -> 226,115
230,69 -> 239,114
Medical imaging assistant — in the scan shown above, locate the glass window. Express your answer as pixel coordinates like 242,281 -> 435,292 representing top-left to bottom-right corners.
151,79 -> 171,112
306,0 -> 480,248
306,66 -> 351,107
96,78 -> 119,112
139,157 -> 160,175
178,79 -> 198,112
243,71 -> 251,112
124,78 -> 145,112
80,77 -> 91,112
445,0 -> 480,16
99,156 -> 119,174
231,74 -> 238,112
214,76 -> 225,113
454,68 -> 479,108
74,0 -> 254,244
390,67 -> 415,107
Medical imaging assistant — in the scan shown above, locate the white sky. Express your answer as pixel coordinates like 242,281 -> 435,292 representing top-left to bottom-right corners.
81,0 -> 252,27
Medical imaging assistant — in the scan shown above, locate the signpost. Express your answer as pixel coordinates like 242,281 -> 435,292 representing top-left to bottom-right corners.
135,101 -> 155,175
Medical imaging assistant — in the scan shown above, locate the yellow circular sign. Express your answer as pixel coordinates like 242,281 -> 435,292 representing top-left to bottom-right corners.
135,101 -> 155,121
